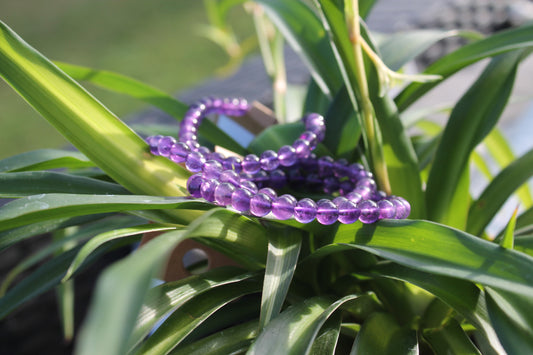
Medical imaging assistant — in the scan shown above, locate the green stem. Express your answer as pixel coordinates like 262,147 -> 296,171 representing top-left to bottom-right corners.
345,0 -> 391,193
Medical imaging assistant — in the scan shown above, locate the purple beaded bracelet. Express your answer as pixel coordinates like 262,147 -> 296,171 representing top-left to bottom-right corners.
146,97 -> 410,225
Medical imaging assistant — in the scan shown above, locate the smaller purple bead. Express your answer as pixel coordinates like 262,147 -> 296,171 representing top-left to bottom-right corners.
170,142 -> 190,163
390,197 -> 410,219
358,200 -> 380,224
356,177 -> 377,191
345,191 -> 363,204
373,190 -> 388,201
339,180 -> 354,196
219,170 -> 240,187
337,199 -> 360,224
299,131 -> 318,150
200,179 -> 219,202
222,156 -> 242,173
333,159 -> 349,178
318,156 -> 334,177
272,194 -> 297,220
242,154 -> 261,174
377,199 -> 396,219
207,151 -> 225,163
323,177 -> 340,194
250,193 -> 272,217
269,169 -> 287,189
316,199 -> 339,225
251,170 -> 269,188
292,139 -> 311,158
186,151 -> 206,173
214,182 -> 235,206
240,180 -> 258,194
300,154 -> 318,172
148,135 -> 163,155
202,160 -> 223,179
231,188 -> 252,212
260,150 -> 279,171
294,198 -> 317,223
353,186 -> 373,200
157,136 -> 176,157
186,174 -> 204,198
258,187 -> 277,200
278,145 -> 297,167
197,146 -> 210,156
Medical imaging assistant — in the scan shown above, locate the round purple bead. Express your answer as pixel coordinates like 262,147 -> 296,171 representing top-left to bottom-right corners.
339,180 -> 354,196
258,187 -> 277,200
197,146 -> 210,156
377,199 -> 396,219
356,177 -> 377,191
186,174 -> 203,198
200,179 -> 219,202
278,145 -> 297,167
353,186 -> 373,200
170,142 -> 190,163
269,169 -> 287,189
272,194 -> 297,220
148,135 -> 163,155
390,197 -> 410,219
294,198 -> 317,224
318,156 -> 334,177
242,154 -> 261,174
186,151 -> 206,173
299,131 -> 318,150
157,136 -> 175,157
316,199 -> 338,225
251,170 -> 269,188
207,152 -> 225,163
231,188 -> 252,212
250,193 -> 272,217
219,170 -> 240,187
240,180 -> 258,194
293,139 -> 311,158
260,150 -> 279,171
202,160 -> 223,179
222,156 -> 242,173
337,199 -> 360,224
214,182 -> 235,206
358,200 -> 380,224
345,191 -> 363,204
323,177 -> 340,194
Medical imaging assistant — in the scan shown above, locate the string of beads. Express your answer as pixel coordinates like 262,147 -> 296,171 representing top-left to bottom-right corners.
146,97 -> 410,225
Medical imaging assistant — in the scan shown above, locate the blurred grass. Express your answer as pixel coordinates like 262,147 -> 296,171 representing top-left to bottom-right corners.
0,0 -> 254,159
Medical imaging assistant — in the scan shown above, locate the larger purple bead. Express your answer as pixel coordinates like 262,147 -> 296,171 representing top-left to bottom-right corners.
219,170 -> 240,187
358,200 -> 380,224
260,150 -> 279,171
223,156 -> 242,173
377,199 -> 396,219
200,179 -> 219,202
316,199 -> 338,225
272,194 -> 297,220
293,139 -> 311,158
299,131 -> 318,150
186,151 -> 206,173
231,188 -> 252,212
157,136 -> 175,157
170,142 -> 190,163
250,193 -> 272,217
337,199 -> 360,224
294,198 -> 317,224
278,145 -> 297,167
242,154 -> 261,174
186,174 -> 203,198
202,160 -> 223,179
390,197 -> 410,219
147,135 -> 163,155
214,182 -> 235,206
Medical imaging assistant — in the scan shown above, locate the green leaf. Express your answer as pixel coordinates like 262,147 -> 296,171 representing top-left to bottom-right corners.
423,318 -> 481,355
484,129 -> 533,208
0,20 -> 189,197
426,51 -> 523,225
359,0 -> 377,18
0,149 -> 93,172
63,224 -> 177,282
254,0 -> 342,97
500,206 -> 519,249
259,226 -> 302,329
467,148 -> 533,236
0,171 -> 129,197
332,220 -> 533,297
169,319 -> 259,355
0,194 -> 210,232
486,287 -> 533,354
351,312 -> 417,354
249,295 -> 358,355
309,312 -> 341,355
75,230 -> 187,355
135,281 -> 261,355
395,23 -> 533,111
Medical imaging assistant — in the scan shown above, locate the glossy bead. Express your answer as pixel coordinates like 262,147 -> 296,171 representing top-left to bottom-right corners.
200,179 -> 219,202
377,199 -> 396,219
333,159 -> 349,178
272,194 -> 297,220
278,145 -> 297,167
197,146 -> 210,156
186,151 -> 206,173
269,169 -> 287,189
157,136 -> 175,157
294,198 -> 317,223
214,182 -> 235,206
223,156 -> 242,173
169,142 -> 190,163
299,131 -> 318,150
240,180 -> 258,194
345,191 -> 363,204
356,177 -> 377,191
242,154 -> 261,174
293,139 -> 311,158
250,193 -> 272,217
337,199 -> 360,224
353,186 -> 373,200
300,154 -> 318,172
260,150 -> 279,171
148,135 -> 163,155
186,174 -> 203,198
390,197 -> 410,219
318,156 -> 334,177
316,199 -> 338,225
339,180 -> 354,196
347,163 -> 364,181
323,177 -> 340,194
231,188 -> 252,212
358,200 -> 380,224
251,170 -> 269,188
207,151 -> 225,163
219,170 -> 240,187
202,160 -> 223,179
258,187 -> 277,200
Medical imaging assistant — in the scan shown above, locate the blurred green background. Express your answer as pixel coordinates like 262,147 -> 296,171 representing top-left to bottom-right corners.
0,0 -> 253,159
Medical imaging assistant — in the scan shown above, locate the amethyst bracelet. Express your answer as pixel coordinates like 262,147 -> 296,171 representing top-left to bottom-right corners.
146,97 -> 410,225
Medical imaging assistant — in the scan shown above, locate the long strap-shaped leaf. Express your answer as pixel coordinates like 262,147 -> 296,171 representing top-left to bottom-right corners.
425,51 -> 524,226
0,149 -> 93,172
248,295 -> 358,355
0,21 -> 189,197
